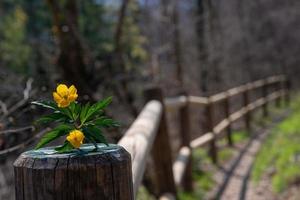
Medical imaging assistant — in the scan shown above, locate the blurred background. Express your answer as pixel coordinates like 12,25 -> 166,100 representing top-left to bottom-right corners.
0,0 -> 300,199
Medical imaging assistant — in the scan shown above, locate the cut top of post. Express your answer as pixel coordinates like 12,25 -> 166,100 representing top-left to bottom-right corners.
14,144 -> 134,200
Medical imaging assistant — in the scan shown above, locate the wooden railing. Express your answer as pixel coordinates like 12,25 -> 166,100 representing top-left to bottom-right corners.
118,75 -> 290,199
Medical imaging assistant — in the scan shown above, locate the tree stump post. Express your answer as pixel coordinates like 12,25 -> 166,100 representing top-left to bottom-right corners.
178,91 -> 193,192
223,94 -> 233,146
14,144 -> 133,200
144,86 -> 177,197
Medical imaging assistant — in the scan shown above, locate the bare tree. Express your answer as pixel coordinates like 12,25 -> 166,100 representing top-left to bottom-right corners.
172,0 -> 183,87
46,0 -> 92,97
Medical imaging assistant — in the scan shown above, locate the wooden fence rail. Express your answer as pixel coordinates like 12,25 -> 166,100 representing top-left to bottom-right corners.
118,75 -> 290,199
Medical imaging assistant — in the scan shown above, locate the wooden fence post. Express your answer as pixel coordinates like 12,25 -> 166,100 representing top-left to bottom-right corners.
262,81 -> 269,118
206,99 -> 217,164
285,79 -> 291,106
144,87 -> 177,196
14,144 -> 133,200
223,94 -> 233,146
178,91 -> 193,191
275,81 -> 282,108
243,86 -> 251,133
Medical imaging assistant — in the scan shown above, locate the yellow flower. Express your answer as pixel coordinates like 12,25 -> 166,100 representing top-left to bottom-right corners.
66,130 -> 84,148
53,84 -> 78,107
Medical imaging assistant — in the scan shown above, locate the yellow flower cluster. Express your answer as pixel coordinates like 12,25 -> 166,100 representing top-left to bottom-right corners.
66,130 -> 85,148
53,84 -> 83,148
53,84 -> 78,108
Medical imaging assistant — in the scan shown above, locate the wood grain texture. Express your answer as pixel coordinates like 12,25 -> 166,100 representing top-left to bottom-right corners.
118,100 -> 162,196
223,96 -> 233,146
144,86 -> 177,197
206,100 -> 218,164
173,147 -> 191,187
178,91 -> 193,191
14,144 -> 133,200
262,82 -> 269,118
243,88 -> 251,132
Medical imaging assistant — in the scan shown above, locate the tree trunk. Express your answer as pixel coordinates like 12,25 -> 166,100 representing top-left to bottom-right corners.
196,0 -> 209,95
46,0 -> 93,97
111,0 -> 138,117
172,0 -> 183,87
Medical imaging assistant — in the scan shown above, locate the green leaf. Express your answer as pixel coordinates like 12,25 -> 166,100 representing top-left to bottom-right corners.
32,101 -> 75,122
69,102 -> 76,112
55,124 -> 73,131
68,102 -> 80,120
74,103 -> 81,119
59,107 -> 74,120
35,130 -> 61,149
31,101 -> 58,110
93,117 -> 120,128
82,125 -> 108,146
35,124 -> 73,149
84,97 -> 112,123
36,112 -> 68,124
55,141 -> 74,153
80,102 -> 91,124
84,133 -> 98,147
94,96 -> 112,111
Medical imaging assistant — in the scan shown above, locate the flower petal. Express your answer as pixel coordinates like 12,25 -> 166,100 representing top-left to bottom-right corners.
58,99 -> 70,108
56,84 -> 69,96
69,85 -> 77,95
53,92 -> 62,104
68,94 -> 78,102
75,130 -> 84,142
67,130 -> 84,148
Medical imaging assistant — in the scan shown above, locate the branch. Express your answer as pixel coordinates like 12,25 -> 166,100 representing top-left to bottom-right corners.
0,100 -> 8,115
0,126 -> 34,136
0,128 -> 50,156
0,78 -> 35,121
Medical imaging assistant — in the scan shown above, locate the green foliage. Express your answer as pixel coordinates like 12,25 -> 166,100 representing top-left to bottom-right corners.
79,0 -> 114,55
232,130 -> 250,143
218,130 -> 250,147
82,125 -> 108,146
0,6 -> 31,73
80,97 -> 112,124
33,96 -> 118,153
177,149 -> 216,200
35,124 -> 73,149
36,112 -> 69,124
55,141 -> 74,153
79,0 -> 147,72
121,0 -> 147,70
136,186 -> 155,200
252,95 -> 300,193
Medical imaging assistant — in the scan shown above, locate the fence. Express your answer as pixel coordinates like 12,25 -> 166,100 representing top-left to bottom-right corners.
8,75 -> 290,200
118,75 -> 290,199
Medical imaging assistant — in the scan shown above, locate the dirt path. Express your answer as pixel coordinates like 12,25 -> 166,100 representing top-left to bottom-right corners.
210,111 -> 290,200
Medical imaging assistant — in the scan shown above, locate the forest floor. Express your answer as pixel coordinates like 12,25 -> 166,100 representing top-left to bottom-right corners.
212,110 -> 291,200
176,113 -> 286,200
